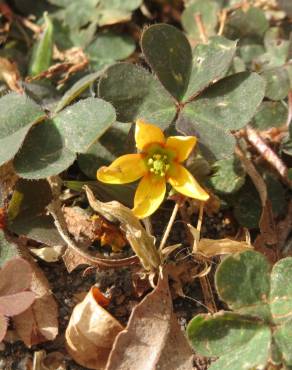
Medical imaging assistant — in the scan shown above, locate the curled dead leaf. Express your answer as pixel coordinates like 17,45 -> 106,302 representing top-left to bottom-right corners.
65,287 -> 123,369
195,237 -> 253,257
85,186 -> 161,271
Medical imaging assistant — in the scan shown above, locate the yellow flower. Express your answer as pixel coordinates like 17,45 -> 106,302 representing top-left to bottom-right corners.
96,119 -> 209,218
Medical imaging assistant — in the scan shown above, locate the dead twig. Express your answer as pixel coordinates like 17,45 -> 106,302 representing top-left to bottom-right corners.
245,124 -> 292,188
194,13 -> 208,43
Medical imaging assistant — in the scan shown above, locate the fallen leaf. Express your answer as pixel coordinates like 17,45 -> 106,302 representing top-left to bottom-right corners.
65,286 -> 123,369
0,57 -> 23,93
12,244 -> 58,347
0,257 -> 35,342
63,206 -> 127,252
195,238 -> 253,257
106,272 -> 193,370
47,179 -> 139,272
30,245 -> 65,262
85,186 -> 161,271
33,350 -> 66,370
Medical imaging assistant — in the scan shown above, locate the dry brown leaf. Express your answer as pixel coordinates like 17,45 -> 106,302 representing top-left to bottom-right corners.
47,179 -> 139,272
85,186 -> 161,271
196,238 -> 253,257
0,57 -> 23,93
12,247 -> 58,347
63,206 -> 127,252
33,350 -> 66,370
105,272 -> 193,370
65,286 -> 123,369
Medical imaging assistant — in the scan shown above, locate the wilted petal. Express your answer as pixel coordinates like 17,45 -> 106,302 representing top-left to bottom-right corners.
168,164 -> 209,201
97,154 -> 147,184
135,119 -> 165,151
166,136 -> 197,162
133,174 -> 166,218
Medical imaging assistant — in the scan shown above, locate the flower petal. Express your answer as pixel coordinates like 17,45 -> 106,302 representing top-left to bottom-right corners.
135,119 -> 165,151
96,154 -> 147,184
166,136 -> 197,162
133,174 -> 166,218
168,164 -> 209,201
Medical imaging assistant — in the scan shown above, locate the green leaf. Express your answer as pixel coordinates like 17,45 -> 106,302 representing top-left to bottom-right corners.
184,36 -> 237,101
187,312 -> 270,365
224,7 -> 268,40
14,120 -> 76,179
0,231 -> 19,267
29,13 -> 54,76
208,325 -> 271,370
274,319 -> 292,365
208,157 -> 245,194
182,0 -> 219,40
263,27 -> 290,68
8,180 -> 64,246
54,97 -> 116,153
0,93 -> 45,166
55,71 -> 104,113
141,24 -> 192,101
86,32 -> 135,69
215,250 -> 271,319
233,180 -> 261,229
184,72 -> 265,131
98,63 -> 176,129
270,258 -> 292,325
251,101 -> 288,130
262,67 -> 290,101
96,0 -> 142,26
176,112 -> 236,162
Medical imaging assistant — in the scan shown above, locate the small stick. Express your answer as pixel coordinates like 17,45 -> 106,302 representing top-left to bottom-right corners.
159,202 -> 179,251
194,13 -> 208,43
287,90 -> 292,128
179,205 -> 217,314
245,125 -> 291,187
218,9 -> 227,36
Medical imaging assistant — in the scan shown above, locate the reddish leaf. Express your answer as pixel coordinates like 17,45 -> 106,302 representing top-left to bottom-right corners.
0,291 -> 35,316
0,257 -> 32,295
0,313 -> 8,342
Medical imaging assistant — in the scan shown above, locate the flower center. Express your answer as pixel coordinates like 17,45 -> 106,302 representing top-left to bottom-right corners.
147,153 -> 170,177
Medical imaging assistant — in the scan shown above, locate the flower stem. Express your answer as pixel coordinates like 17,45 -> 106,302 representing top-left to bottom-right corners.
159,202 -> 179,252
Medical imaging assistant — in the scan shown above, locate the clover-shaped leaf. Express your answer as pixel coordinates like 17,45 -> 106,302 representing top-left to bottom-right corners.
187,250 -> 292,369
14,97 -> 116,179
141,23 -> 192,101
0,93 -> 46,166
98,63 -> 176,129
99,24 -> 265,162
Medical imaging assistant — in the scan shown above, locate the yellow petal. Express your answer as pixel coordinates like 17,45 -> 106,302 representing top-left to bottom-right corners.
133,174 -> 166,218
135,119 -> 165,151
96,154 -> 147,184
168,164 -> 209,201
166,136 -> 197,162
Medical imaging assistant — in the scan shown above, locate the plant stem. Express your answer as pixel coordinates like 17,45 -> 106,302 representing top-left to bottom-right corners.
159,202 -> 179,252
